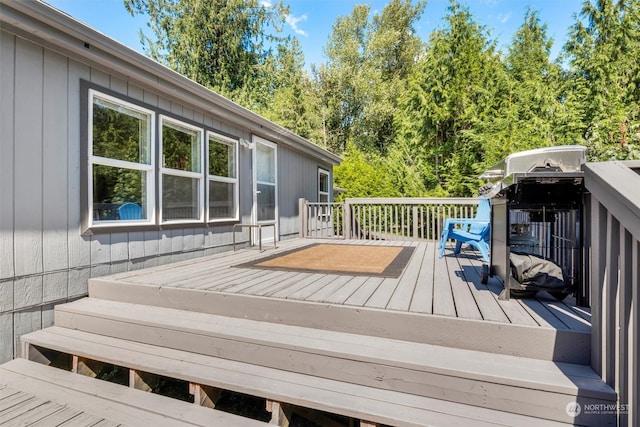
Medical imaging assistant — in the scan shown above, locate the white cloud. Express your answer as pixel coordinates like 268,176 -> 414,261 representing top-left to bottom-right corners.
497,12 -> 512,24
286,13 -> 308,37
260,0 -> 272,7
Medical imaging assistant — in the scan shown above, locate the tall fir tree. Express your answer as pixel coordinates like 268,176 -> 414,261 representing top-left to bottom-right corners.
564,0 -> 640,160
395,1 -> 502,196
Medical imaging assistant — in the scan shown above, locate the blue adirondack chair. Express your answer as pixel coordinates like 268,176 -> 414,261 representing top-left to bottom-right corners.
118,202 -> 143,220
438,198 -> 491,262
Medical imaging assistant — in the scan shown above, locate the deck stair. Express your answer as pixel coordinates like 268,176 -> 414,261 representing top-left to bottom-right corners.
0,358 -> 266,426
19,297 -> 616,426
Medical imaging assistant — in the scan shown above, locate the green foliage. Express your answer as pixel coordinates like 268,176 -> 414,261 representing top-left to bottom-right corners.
314,0 -> 425,154
333,143 -> 399,200
125,0 -> 290,108
564,0 -> 640,160
123,0 -> 640,199
395,1 -> 500,196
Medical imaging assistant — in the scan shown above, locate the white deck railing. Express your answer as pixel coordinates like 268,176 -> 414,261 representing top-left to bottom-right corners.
300,197 -> 481,240
584,160 -> 640,426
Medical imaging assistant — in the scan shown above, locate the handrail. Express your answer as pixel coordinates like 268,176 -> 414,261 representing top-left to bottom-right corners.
584,160 -> 639,425
344,197 -> 481,241
300,197 -> 482,241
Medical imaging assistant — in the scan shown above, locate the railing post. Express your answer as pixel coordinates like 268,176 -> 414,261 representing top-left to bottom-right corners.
298,198 -> 307,238
412,206 -> 419,239
343,199 -> 351,239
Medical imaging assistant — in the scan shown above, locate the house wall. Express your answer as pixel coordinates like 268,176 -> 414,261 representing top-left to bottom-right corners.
0,12 -> 334,362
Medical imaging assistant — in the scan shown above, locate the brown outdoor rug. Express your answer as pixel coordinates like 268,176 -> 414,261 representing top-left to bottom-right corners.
235,243 -> 415,278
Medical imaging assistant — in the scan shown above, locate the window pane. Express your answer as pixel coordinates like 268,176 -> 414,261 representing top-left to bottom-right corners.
162,121 -> 201,172
162,174 -> 199,221
92,97 -> 151,164
209,180 -> 236,219
319,172 -> 329,193
93,164 -> 147,221
257,183 -> 276,221
209,137 -> 236,178
256,143 -> 275,183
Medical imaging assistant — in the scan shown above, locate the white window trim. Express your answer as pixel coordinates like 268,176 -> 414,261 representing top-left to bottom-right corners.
206,131 -> 239,222
88,89 -> 156,228
159,115 -> 205,224
318,168 -> 330,203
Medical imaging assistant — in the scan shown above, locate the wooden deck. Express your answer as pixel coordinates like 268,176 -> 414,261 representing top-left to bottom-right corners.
11,238 -> 616,426
90,238 -> 591,363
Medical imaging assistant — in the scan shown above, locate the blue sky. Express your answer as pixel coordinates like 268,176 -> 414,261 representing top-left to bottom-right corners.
45,0 -> 585,68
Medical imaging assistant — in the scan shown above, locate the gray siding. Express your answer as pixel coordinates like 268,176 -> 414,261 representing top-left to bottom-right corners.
278,146 -> 334,239
0,20 -> 335,362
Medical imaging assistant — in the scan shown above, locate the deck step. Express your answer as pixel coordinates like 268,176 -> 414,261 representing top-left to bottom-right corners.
47,298 -> 614,425
21,326 -> 581,427
0,358 -> 266,426
89,277 -> 591,364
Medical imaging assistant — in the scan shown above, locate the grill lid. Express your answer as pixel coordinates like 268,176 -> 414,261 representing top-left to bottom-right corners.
480,145 -> 586,197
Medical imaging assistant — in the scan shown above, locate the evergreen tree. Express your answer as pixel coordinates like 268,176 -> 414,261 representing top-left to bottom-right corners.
395,1 -> 502,196
257,39 -> 323,143
124,0 -> 290,109
564,0 -> 640,160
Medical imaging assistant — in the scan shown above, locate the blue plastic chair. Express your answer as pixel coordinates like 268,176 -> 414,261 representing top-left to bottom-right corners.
118,202 -> 143,220
438,198 -> 491,262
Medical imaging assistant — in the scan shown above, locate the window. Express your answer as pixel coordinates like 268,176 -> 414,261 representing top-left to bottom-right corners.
160,116 -> 204,223
89,90 -> 154,225
207,132 -> 238,221
318,168 -> 330,204
85,87 -> 242,232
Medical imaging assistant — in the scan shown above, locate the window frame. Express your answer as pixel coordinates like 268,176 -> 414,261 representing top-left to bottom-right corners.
82,84 -> 248,234
87,89 -> 156,229
318,168 -> 330,204
159,115 -> 205,224
206,131 -> 240,223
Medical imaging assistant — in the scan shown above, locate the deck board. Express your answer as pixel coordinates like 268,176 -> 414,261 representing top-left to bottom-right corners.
446,253 -> 483,320
363,277 -> 398,309
324,276 -> 368,304
386,242 -> 426,311
409,242 -> 435,314
432,246 -> 457,317
306,275 -> 356,303
285,274 -> 338,300
345,277 -> 384,306
454,254 -> 509,322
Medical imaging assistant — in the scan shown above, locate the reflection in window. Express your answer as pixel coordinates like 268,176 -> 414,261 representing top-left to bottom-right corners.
319,169 -> 330,204
160,116 -> 203,222
162,175 -> 200,221
93,165 -> 147,220
257,183 -> 276,221
208,133 -> 238,221
162,121 -> 201,172
90,90 -> 153,223
256,142 -> 276,182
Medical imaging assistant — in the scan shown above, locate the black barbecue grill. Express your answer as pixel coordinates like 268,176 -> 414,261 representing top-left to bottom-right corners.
479,145 -> 587,301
